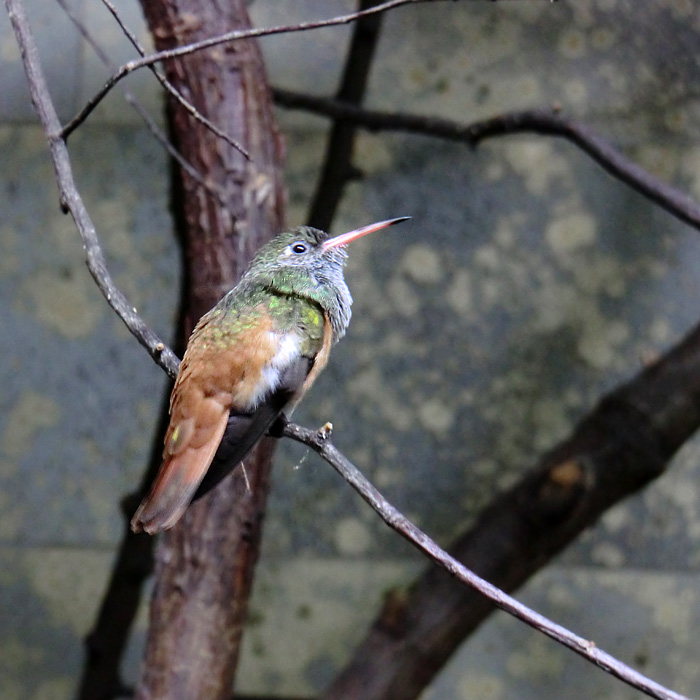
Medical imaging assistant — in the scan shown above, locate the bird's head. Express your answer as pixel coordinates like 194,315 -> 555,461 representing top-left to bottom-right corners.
240,217 -> 410,339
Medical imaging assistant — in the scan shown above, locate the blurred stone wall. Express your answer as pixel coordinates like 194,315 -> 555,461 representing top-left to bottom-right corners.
1,1 -> 700,698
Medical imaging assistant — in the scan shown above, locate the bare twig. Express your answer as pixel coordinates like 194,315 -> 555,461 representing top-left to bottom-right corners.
122,94 -> 228,206
275,89 -> 700,232
60,0 -> 542,134
5,0 -> 179,378
55,0 -> 228,204
60,0 -> 249,161
280,420 -> 690,700
307,0 -> 385,230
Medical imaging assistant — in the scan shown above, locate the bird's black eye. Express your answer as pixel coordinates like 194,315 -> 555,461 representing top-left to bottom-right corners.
292,242 -> 308,254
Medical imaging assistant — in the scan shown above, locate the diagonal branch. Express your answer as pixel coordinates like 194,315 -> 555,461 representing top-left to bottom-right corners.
59,0 -> 248,160
97,0 -> 246,159
98,0 -> 244,158
281,408 -> 692,700
60,0 -> 541,135
55,0 -> 228,205
275,89 -> 700,232
5,0 -> 179,378
302,314 -> 700,700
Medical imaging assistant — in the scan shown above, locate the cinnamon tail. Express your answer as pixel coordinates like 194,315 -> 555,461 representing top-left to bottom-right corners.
131,410 -> 229,534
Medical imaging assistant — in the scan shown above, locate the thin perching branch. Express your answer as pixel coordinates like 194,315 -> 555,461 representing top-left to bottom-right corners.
274,89 -> 700,232
5,0 -> 179,379
280,420 -> 692,700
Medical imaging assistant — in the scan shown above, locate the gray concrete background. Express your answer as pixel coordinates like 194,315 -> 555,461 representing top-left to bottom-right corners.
2,0 -> 700,698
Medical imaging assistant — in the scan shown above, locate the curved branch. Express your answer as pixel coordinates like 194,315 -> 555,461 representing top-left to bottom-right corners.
280,420 -> 689,700
59,0 -> 532,134
60,0 -> 249,160
98,0 -> 247,159
5,0 -> 179,379
274,89 -> 700,232
56,0 -> 228,204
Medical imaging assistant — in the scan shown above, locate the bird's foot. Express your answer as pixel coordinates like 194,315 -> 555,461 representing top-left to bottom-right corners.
267,412 -> 289,438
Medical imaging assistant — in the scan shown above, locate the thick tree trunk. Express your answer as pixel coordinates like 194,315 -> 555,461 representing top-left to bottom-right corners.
135,1 -> 285,698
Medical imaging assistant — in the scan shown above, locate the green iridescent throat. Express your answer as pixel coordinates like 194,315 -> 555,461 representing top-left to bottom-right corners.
218,226 -> 353,342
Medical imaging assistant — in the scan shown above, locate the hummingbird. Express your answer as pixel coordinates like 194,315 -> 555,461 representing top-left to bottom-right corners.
131,216 -> 409,534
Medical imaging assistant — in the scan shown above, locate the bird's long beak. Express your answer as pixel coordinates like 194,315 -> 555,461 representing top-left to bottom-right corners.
322,216 -> 411,251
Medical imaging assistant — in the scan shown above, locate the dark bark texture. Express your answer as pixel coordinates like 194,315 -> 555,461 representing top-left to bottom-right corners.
134,1 -> 285,698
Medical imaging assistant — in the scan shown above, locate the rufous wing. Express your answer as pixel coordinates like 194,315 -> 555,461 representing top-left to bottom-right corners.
131,309 -> 334,533
130,305 -> 278,533
192,355 -> 313,501
195,312 -> 333,500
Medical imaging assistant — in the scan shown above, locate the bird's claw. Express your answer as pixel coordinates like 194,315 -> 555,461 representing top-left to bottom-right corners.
267,413 -> 289,438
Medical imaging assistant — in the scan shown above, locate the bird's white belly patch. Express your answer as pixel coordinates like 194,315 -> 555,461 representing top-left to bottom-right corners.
250,332 -> 301,407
